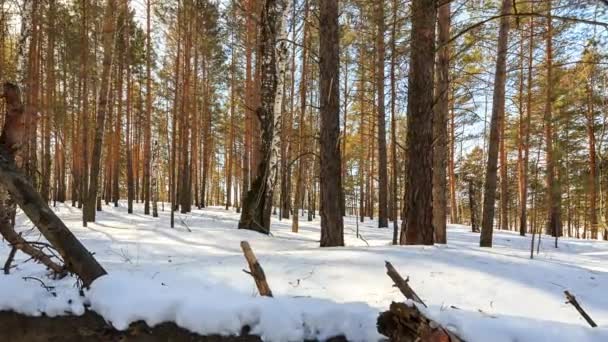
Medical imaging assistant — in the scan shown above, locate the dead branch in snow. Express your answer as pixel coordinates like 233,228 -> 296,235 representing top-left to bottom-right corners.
240,241 -> 273,297
565,290 -> 597,328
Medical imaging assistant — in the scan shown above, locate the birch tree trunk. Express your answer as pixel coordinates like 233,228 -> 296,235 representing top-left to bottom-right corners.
239,0 -> 289,234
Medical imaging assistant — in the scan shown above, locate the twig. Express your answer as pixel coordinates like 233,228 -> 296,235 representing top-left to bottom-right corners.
385,261 -> 427,308
564,291 -> 597,328
240,241 -> 273,297
3,246 -> 16,274
22,276 -> 56,294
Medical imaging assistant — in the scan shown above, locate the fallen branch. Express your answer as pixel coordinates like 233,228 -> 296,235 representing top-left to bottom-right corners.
377,302 -> 464,342
564,290 -> 597,328
3,245 -> 16,274
0,221 -> 65,276
385,261 -> 427,308
240,241 -> 273,297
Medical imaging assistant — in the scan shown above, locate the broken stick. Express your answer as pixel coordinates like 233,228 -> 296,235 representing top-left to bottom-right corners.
565,290 -> 597,328
240,241 -> 273,297
0,222 -> 65,275
385,261 -> 427,307
3,246 -> 16,274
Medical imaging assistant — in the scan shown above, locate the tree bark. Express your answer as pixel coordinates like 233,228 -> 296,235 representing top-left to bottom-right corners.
291,0 -> 309,233
480,0 -> 511,247
239,0 -> 288,234
433,1 -> 450,244
143,0 -> 152,215
319,0 -> 344,247
375,0 -> 388,228
83,0 -> 117,225
544,2 -> 562,239
519,13 -> 534,236
390,0 -> 398,244
400,0 -> 437,245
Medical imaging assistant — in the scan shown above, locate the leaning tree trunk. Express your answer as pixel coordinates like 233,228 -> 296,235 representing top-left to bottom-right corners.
319,0 -> 344,247
239,0 -> 289,234
0,146 -> 106,286
400,0 -> 437,246
432,1 -> 450,244
480,0 -> 511,247
83,0 -> 117,225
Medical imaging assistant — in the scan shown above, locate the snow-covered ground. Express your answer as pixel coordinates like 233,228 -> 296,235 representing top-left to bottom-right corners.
1,202 -> 608,341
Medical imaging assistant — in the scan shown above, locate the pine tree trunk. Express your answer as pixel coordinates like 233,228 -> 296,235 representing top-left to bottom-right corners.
432,1 -> 449,244
143,0 -> 152,215
400,0 -> 437,246
390,0 -> 398,244
544,3 -> 562,238
84,0 -> 117,225
80,0 -> 89,211
375,0 -> 388,228
292,0 -> 309,233
480,0 -> 511,247
319,0 -> 344,247
519,14 -> 534,236
586,85 -> 597,238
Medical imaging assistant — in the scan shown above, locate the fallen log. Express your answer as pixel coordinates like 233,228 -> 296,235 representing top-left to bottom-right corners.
240,241 -> 273,297
565,290 -> 597,328
0,310 -> 349,342
377,302 -> 464,342
0,146 -> 106,287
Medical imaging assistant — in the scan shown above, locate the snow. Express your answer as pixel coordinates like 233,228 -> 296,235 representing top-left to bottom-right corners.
2,202 -> 608,341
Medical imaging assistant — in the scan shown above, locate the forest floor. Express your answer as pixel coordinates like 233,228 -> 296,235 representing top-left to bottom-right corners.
1,202 -> 608,341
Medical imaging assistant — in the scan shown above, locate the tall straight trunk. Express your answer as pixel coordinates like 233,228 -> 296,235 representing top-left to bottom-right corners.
586,84 -> 598,238
292,0 -> 309,233
227,10 -> 236,210
500,43 -> 509,233
143,0 -> 152,215
42,0 -> 56,203
390,0 -> 398,244
80,0 -> 89,211
112,51 -> 123,207
319,0 -> 344,247
126,1 -> 134,214
544,3 -> 562,239
241,0 -> 255,210
375,0 -> 388,228
170,0 -> 182,227
433,1 -> 449,244
400,0 -> 437,245
519,14 -> 534,236
449,99 -> 458,223
152,141 -> 159,217
179,8 -> 192,214
480,0 -> 511,247
84,0 -> 117,225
